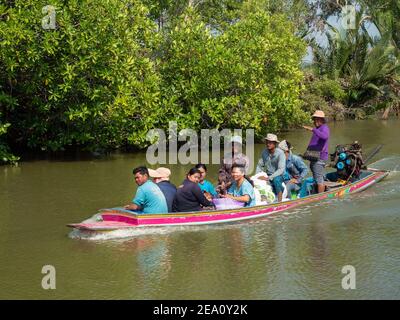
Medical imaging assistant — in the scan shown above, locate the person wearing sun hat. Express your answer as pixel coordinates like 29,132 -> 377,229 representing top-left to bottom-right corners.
302,110 -> 330,194
148,167 -> 177,213
256,133 -> 286,202
278,140 -> 308,198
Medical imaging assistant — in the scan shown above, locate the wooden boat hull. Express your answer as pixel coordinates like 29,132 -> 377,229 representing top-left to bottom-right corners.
67,169 -> 389,231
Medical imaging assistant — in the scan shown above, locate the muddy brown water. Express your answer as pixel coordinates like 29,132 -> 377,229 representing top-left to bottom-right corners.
1,119 -> 400,299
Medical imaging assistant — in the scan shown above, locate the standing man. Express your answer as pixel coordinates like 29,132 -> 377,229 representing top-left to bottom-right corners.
256,133 -> 286,202
149,167 -> 176,213
124,166 -> 168,214
303,110 -> 330,194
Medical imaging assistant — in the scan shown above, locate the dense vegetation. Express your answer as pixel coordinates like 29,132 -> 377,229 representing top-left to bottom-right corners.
1,0 -> 399,164
306,0 -> 400,120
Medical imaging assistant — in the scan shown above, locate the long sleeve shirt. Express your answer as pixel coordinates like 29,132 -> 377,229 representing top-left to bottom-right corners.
307,124 -> 330,161
256,147 -> 286,180
285,153 -> 309,182
172,179 -> 213,212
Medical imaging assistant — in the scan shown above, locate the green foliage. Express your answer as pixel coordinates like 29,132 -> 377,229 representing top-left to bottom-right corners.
143,0 -> 244,31
268,0 -> 321,38
0,112 -> 19,164
311,77 -> 346,103
366,0 -> 400,50
158,4 -> 307,137
0,0 -> 308,163
310,11 -> 400,115
301,73 -> 347,120
0,0 -> 161,162
311,0 -> 400,50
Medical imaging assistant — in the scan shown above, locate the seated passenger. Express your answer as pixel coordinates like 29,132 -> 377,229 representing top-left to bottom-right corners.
172,168 -> 214,212
278,140 -> 308,198
149,167 -> 176,213
195,163 -> 217,198
222,164 -> 256,207
256,133 -> 286,202
124,166 -> 168,214
298,177 -> 316,198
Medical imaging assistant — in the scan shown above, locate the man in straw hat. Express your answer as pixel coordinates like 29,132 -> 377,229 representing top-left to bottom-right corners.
256,133 -> 286,202
148,167 -> 176,213
302,110 -> 330,194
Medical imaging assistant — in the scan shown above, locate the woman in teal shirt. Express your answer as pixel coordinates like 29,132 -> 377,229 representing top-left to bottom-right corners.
223,164 -> 256,207
195,164 -> 217,198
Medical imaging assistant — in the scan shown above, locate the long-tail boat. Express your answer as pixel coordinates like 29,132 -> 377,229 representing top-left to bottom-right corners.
67,168 -> 389,232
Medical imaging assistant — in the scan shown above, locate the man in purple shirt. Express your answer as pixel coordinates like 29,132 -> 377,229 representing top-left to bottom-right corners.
303,110 -> 330,194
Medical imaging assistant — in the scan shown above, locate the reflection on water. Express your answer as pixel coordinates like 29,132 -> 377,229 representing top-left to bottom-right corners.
1,120 -> 400,299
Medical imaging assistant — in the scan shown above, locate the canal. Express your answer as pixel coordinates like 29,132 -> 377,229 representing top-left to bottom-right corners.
1,119 -> 399,299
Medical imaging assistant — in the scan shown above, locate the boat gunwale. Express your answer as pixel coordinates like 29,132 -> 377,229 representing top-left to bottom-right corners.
101,169 -> 389,220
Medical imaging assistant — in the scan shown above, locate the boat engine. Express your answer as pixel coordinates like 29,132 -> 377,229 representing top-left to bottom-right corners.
330,142 -> 364,181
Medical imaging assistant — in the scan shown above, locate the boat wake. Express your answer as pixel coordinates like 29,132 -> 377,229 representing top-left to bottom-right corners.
67,209 -> 305,241
369,156 -> 400,172
68,227 -> 174,241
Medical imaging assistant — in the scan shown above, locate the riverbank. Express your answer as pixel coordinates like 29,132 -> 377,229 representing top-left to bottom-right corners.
2,118 -> 399,167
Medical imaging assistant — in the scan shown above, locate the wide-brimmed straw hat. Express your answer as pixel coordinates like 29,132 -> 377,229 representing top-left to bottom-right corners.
148,167 -> 171,179
264,133 -> 279,143
312,110 -> 326,118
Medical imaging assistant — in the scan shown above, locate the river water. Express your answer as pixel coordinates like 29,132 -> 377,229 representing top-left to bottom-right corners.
1,120 -> 400,299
